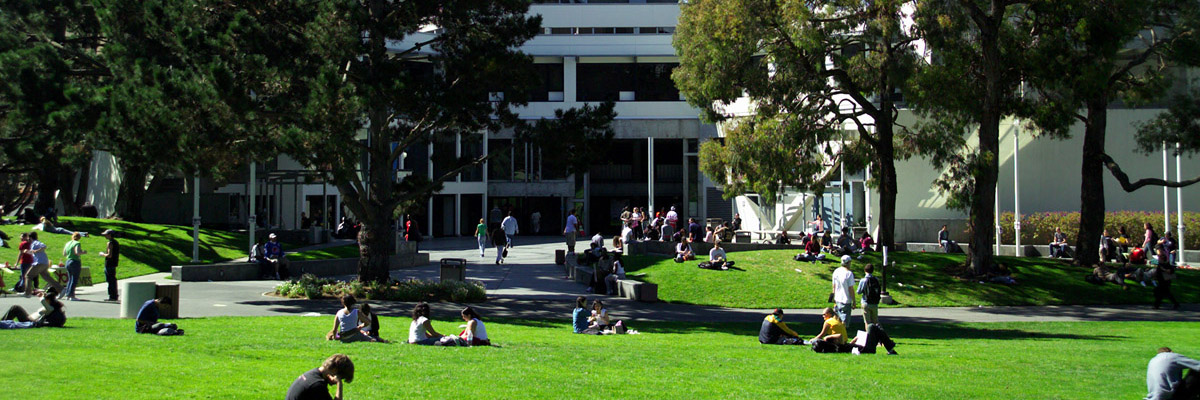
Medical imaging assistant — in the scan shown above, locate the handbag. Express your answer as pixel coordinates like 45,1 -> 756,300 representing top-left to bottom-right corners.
827,293 -> 835,303
502,248 -> 509,258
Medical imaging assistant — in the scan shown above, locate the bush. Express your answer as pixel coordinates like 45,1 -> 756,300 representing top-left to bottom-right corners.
273,274 -> 486,303
998,211 -> 1200,249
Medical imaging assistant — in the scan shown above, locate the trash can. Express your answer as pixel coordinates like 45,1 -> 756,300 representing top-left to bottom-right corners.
155,283 -> 181,319
120,282 -> 158,318
555,249 -> 566,265
440,258 -> 466,282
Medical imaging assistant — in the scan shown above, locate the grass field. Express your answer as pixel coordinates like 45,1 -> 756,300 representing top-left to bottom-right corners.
0,217 -> 292,286
289,243 -> 359,261
624,250 -> 1199,309
0,317 -> 1193,399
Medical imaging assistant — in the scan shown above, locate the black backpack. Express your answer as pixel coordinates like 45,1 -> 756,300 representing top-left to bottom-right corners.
863,276 -> 882,305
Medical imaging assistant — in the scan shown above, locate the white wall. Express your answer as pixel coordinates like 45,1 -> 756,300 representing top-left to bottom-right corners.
86,151 -> 122,217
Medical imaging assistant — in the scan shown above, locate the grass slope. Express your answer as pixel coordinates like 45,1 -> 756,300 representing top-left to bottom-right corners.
289,243 -> 359,261
624,250 -> 1199,308
0,217 -> 283,285
0,317 -> 1193,399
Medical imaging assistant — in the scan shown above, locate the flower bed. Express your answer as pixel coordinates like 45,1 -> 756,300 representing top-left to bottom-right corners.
998,211 -> 1200,248
274,274 -> 487,302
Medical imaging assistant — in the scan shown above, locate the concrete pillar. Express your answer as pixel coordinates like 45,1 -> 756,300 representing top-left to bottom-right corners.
647,137 -> 655,217
564,56 -> 577,103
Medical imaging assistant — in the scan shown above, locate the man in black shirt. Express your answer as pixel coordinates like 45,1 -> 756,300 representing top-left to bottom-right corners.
286,354 -> 354,400
99,229 -> 120,301
759,309 -> 804,345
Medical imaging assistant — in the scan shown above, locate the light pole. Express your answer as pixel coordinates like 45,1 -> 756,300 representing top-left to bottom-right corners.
1176,143 -> 1186,266
192,175 -> 201,263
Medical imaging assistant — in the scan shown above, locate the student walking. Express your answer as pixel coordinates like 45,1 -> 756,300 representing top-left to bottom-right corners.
475,219 -> 488,258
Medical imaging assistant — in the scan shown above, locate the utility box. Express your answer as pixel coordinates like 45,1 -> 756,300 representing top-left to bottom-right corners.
439,258 -> 467,282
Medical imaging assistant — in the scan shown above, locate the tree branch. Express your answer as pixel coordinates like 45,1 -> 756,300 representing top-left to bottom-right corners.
1101,153 -> 1200,191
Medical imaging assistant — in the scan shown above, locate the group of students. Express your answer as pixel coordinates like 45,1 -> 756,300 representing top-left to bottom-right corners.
251,233 -> 290,280
790,228 -> 874,263
1099,224 -> 1181,266
9,229 -> 122,302
475,212 -> 519,265
761,255 -> 894,353
326,295 -> 491,347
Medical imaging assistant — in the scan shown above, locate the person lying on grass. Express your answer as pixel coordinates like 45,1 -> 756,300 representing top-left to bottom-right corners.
328,295 -> 378,343
759,308 -> 804,345
136,296 -> 182,336
1090,264 -> 1128,290
286,354 -> 353,400
1,286 -> 65,329
408,302 -> 443,345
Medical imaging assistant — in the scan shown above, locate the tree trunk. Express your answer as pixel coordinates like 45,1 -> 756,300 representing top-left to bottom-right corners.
968,13 -> 1003,276
356,219 -> 395,283
875,124 -> 899,251
34,165 -> 61,217
112,162 -> 149,222
1074,99 -> 1108,266
56,167 -> 81,216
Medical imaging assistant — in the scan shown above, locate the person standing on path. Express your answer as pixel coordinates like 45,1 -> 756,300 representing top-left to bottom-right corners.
475,219 -> 488,258
1145,347 -> 1200,400
23,232 -> 60,296
856,263 -> 882,326
831,255 -> 856,329
530,210 -> 541,234
501,211 -> 519,249
564,209 -> 581,253
98,229 -> 120,301
493,225 -> 509,265
61,232 -> 85,301
11,233 -> 34,293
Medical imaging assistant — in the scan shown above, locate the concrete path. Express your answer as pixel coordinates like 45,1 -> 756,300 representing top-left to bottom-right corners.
0,236 -> 1194,325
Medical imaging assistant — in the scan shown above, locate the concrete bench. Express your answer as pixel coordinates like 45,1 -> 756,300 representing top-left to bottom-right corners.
172,252 -> 430,282
617,279 -> 658,302
902,242 -> 971,254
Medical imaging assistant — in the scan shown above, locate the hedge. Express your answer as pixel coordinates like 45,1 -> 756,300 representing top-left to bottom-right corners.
274,274 -> 487,303
998,211 -> 1200,249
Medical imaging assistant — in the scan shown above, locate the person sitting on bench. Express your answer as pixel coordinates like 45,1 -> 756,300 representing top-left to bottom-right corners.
136,297 -> 182,335
605,254 -> 625,295
938,225 -> 956,253
776,230 -> 791,245
759,308 -> 804,345
1050,227 -> 1070,258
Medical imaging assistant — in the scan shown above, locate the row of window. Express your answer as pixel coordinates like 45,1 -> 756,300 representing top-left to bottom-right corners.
534,0 -> 680,4
541,26 -> 676,35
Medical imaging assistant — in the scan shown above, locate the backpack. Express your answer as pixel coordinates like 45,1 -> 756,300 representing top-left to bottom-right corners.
863,276 -> 882,305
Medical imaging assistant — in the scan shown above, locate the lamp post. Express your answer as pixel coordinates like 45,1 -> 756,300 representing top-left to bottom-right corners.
192,175 -> 201,263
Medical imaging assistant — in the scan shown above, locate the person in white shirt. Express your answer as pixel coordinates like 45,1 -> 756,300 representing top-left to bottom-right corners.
408,302 -> 443,345
605,255 -> 626,295
708,241 -> 733,270
563,209 -> 580,253
665,206 -> 679,229
501,212 -> 519,248
591,232 -> 605,248
831,255 -> 856,328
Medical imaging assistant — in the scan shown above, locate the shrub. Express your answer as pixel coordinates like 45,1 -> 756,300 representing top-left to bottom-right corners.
273,275 -> 486,303
998,211 -> 1200,249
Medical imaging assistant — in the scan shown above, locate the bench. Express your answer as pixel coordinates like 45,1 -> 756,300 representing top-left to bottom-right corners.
617,279 -> 658,302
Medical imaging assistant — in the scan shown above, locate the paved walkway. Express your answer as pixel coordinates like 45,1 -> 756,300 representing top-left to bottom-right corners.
1,236 -> 1195,324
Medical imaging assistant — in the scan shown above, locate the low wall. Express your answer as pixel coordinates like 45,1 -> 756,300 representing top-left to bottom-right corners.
894,219 -> 971,244
172,252 -> 430,281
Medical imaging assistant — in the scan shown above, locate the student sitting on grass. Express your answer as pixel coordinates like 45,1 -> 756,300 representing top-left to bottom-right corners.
1,287 -> 65,329
810,307 -> 847,352
285,354 -> 354,400
759,308 -> 804,345
459,306 -> 490,346
1145,347 -> 1200,400
358,303 -> 386,342
776,231 -> 791,245
328,295 -> 377,343
136,297 -> 182,336
408,302 -> 443,345
572,296 -> 590,334
704,241 -> 735,270
859,232 -> 875,252
674,237 -> 694,262
587,299 -> 611,332
794,234 -> 826,262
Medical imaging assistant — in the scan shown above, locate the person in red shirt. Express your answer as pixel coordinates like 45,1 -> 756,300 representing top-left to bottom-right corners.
11,233 -> 35,293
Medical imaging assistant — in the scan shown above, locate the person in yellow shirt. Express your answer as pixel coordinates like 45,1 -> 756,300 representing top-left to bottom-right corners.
811,307 -> 848,353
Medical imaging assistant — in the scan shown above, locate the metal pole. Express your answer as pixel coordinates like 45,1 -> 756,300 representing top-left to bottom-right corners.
840,154 -> 846,232
249,161 -> 256,258
1014,122 -> 1022,257
192,175 -> 201,262
865,163 -> 872,234
1163,142 -> 1170,234
648,137 -> 655,217
1176,143 -> 1186,266
995,186 -> 1001,254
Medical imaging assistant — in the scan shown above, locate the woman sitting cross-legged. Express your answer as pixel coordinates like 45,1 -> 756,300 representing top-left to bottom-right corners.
327,295 -> 379,343
438,306 -> 490,346
408,302 -> 443,345
1,287 -> 66,329
358,303 -> 387,342
810,307 -> 898,355
587,300 -> 610,333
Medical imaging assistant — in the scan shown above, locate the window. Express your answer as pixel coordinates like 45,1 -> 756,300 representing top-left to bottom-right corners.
461,135 -> 483,182
488,139 -> 512,181
576,27 -> 593,34
530,63 -> 565,102
592,27 -> 615,34
550,27 -> 573,34
615,27 -> 635,34
635,63 -> 680,101
577,63 -> 635,101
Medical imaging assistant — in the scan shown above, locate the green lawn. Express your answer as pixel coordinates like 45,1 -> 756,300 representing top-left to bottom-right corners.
0,217 -> 289,286
0,317 -> 1192,399
289,243 -> 359,261
624,250 -> 1200,309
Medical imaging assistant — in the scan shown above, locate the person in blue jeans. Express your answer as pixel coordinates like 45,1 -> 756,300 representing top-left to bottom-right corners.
61,232 -> 86,301
136,297 -> 182,335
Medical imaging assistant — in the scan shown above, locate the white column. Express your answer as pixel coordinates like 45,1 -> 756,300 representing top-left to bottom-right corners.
1014,124 -> 1022,256
249,161 -> 256,257
839,156 -> 846,232
563,56 -> 577,103
864,164 -> 872,235
995,186 -> 1001,255
647,137 -> 655,217
192,175 -> 201,262
1163,142 -> 1170,234
455,194 -> 462,237
1177,143 -> 1186,266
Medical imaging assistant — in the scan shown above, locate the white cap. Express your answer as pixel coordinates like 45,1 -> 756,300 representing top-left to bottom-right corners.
841,255 -> 852,265
268,233 -> 277,239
